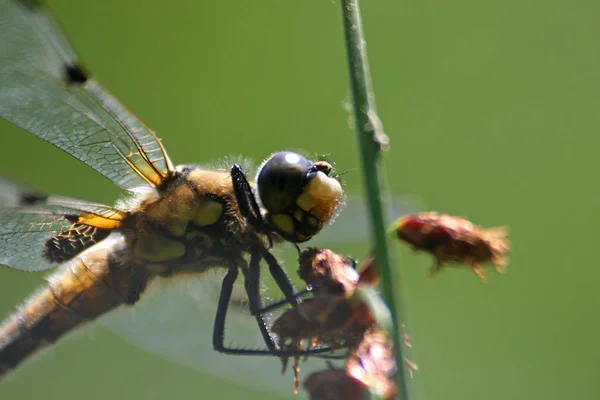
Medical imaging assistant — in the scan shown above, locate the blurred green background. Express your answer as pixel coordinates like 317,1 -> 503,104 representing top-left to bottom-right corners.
1,0 -> 599,399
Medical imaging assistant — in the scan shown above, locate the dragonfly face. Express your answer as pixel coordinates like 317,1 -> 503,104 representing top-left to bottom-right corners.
0,0 -> 344,387
257,152 -> 342,243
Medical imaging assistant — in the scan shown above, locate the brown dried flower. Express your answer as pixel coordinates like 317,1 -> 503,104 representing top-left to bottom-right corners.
395,212 -> 510,282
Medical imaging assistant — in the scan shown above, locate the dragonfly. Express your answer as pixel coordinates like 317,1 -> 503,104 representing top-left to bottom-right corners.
0,0 -> 356,393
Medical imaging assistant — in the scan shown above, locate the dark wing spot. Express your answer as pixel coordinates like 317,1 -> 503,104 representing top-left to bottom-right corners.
44,224 -> 111,263
64,64 -> 88,84
19,192 -> 48,206
64,214 -> 79,223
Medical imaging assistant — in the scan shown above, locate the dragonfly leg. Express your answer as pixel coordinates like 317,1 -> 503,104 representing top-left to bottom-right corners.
243,251 -> 281,352
213,259 -> 342,358
231,163 -> 299,307
259,248 -> 300,309
230,165 -> 270,236
258,288 -> 312,314
213,259 -> 281,354
212,262 -> 238,353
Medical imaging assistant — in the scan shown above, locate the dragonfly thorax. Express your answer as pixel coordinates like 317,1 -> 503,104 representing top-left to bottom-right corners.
122,167 -> 266,275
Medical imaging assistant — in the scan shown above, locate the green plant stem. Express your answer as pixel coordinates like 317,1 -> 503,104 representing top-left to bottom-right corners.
340,0 -> 409,398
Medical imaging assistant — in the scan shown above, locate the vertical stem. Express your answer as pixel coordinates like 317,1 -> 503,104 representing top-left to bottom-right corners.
340,0 -> 408,398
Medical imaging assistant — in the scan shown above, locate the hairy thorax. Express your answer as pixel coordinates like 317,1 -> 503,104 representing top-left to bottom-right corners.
121,168 -> 268,276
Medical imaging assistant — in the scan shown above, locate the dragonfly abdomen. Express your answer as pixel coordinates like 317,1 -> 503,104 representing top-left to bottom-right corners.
0,244 -> 152,377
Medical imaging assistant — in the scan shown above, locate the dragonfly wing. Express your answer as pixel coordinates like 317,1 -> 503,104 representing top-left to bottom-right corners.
312,194 -> 421,246
0,207 -> 73,271
0,0 -> 173,190
100,271 -> 334,397
0,175 -> 45,207
0,201 -> 126,271
0,175 -> 128,271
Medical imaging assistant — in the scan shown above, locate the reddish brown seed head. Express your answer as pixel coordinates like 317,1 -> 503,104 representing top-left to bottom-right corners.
298,247 -> 360,295
394,212 -> 510,281
395,212 -> 463,249
395,214 -> 430,246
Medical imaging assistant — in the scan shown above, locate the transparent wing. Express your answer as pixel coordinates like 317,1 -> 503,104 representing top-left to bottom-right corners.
101,272 -> 334,397
0,175 -> 44,206
0,175 -> 127,271
98,195 -> 419,396
312,194 -> 422,246
0,0 -> 173,190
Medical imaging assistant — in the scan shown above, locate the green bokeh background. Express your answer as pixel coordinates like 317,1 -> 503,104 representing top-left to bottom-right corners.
1,1 -> 599,399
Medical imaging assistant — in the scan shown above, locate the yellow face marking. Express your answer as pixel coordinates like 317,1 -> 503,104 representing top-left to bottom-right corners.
306,171 -> 343,200
296,192 -> 318,214
194,200 -> 223,226
296,171 -> 343,222
271,213 -> 295,236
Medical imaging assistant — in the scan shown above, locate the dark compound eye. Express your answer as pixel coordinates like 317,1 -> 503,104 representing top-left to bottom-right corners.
257,151 -> 343,243
257,152 -> 312,214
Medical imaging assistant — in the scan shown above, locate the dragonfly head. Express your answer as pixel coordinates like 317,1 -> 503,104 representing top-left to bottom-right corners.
257,152 -> 343,243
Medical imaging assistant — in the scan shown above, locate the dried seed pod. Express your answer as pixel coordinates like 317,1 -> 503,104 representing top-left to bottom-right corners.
273,295 -> 374,352
395,212 -> 510,282
273,249 -> 374,352
273,247 -> 408,396
298,247 -> 359,295
345,328 -> 397,400
303,329 -> 398,400
304,367 -> 365,400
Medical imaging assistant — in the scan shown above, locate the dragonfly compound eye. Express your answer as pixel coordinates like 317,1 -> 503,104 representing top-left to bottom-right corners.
258,152 -> 311,214
257,152 -> 343,242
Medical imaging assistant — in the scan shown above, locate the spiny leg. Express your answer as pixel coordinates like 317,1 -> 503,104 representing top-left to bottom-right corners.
259,288 -> 313,314
212,262 -> 244,354
243,251 -> 280,352
231,164 -> 270,235
243,250 -> 312,314
213,260 -> 342,357
213,259 -> 282,354
230,164 -> 299,307
243,250 -> 263,315
259,247 -> 300,309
